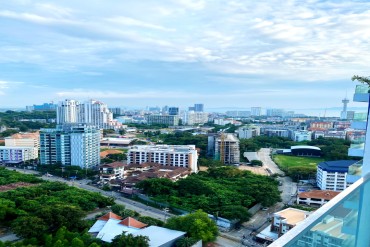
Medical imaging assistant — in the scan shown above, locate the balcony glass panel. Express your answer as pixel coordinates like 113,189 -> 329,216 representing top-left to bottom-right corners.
350,143 -> 364,149
348,160 -> 363,176
269,174 -> 370,247
351,138 -> 365,144
355,84 -> 370,94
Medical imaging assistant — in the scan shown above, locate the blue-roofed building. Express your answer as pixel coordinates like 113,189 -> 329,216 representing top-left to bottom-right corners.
317,160 -> 358,191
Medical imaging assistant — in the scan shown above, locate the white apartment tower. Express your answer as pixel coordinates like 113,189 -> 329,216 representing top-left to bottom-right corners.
57,99 -> 114,129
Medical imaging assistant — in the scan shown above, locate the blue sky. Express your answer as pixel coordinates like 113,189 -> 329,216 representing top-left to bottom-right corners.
0,0 -> 370,113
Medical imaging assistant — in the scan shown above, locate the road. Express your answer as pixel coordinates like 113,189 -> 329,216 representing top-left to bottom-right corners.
3,166 -> 172,220
258,148 -> 284,175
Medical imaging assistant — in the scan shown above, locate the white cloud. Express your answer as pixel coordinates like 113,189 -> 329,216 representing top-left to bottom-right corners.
106,16 -> 175,32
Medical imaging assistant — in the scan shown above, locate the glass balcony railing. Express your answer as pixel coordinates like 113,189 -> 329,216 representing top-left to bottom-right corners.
355,84 -> 370,94
351,138 -> 366,144
350,143 -> 365,149
353,112 -> 367,121
269,173 -> 370,247
348,160 -> 363,176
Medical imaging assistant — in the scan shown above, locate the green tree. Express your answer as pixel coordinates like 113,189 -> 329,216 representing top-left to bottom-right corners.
250,160 -> 263,166
110,233 -> 149,247
11,216 -> 48,238
165,210 -> 218,243
176,237 -> 198,247
71,237 -> 85,247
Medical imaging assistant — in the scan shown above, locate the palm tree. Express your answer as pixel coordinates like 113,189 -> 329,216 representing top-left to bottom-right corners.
352,75 -> 370,86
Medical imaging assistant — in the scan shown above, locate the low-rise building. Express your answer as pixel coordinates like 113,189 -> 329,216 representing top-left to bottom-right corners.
5,132 -> 40,157
317,160 -> 359,191
256,208 -> 310,243
127,145 -> 198,172
297,190 -> 340,207
0,146 -> 38,163
100,162 -> 126,181
292,131 -> 312,142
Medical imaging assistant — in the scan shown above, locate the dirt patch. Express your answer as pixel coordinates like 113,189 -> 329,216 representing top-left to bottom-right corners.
199,166 -> 209,171
238,165 -> 269,176
0,182 -> 38,192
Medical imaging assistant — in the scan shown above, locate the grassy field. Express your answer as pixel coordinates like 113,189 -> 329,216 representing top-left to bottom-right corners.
273,154 -> 325,170
273,154 -> 325,181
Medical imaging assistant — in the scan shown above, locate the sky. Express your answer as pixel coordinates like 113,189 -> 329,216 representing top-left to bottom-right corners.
0,0 -> 370,114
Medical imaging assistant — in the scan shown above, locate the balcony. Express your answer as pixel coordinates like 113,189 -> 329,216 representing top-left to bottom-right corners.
351,112 -> 368,130
353,85 -> 370,102
269,173 -> 370,247
348,143 -> 364,157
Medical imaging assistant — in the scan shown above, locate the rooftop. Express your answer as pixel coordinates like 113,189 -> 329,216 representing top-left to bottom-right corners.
298,190 -> 340,200
101,161 -> 126,168
132,226 -> 186,247
318,160 -> 358,173
291,145 -> 321,151
275,208 -> 309,226
129,144 -> 196,152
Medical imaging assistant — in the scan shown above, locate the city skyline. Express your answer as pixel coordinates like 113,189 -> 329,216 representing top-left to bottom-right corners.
1,0 -> 370,109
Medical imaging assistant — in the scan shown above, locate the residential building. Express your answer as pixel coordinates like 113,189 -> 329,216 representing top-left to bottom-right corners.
109,107 -> 123,115
5,132 -> 39,157
146,115 -> 179,126
212,133 -> 240,165
251,107 -> 262,116
297,190 -> 340,207
127,145 -> 198,172
292,130 -> 312,142
57,99 -> 116,129
186,111 -> 209,125
264,129 -> 290,138
256,208 -> 310,243
40,124 -> 100,168
0,146 -> 38,163
316,160 -> 358,191
309,121 -> 333,131
237,125 -> 260,139
100,162 -> 126,181
168,107 -> 179,116
213,118 -> 242,126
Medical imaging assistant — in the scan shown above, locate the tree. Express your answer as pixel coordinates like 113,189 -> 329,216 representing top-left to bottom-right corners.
165,210 -> 218,243
71,237 -> 85,247
352,75 -> 370,86
11,216 -> 48,238
110,233 -> 149,247
176,237 -> 198,247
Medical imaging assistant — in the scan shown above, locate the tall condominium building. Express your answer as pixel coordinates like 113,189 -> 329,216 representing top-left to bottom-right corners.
127,145 -> 198,173
40,124 -> 100,168
266,108 -> 284,117
251,107 -> 262,116
209,133 -> 240,165
5,132 -> 39,157
146,115 -> 179,126
57,99 -> 114,129
186,111 -> 209,125
168,107 -> 179,116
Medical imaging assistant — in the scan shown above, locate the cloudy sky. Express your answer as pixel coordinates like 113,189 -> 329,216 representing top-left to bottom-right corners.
0,0 -> 369,114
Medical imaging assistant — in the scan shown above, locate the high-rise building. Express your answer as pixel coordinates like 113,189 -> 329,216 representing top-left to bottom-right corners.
251,107 -> 262,116
194,104 -> 204,112
40,124 -> 100,168
127,145 -> 198,173
168,107 -> 179,116
209,133 -> 240,165
266,108 -> 284,117
146,115 -> 179,126
186,111 -> 209,125
57,99 -> 114,129
57,99 -> 79,124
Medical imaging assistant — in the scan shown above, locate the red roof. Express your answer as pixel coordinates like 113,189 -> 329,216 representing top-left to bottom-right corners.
98,212 -> 123,221
298,190 -> 340,200
119,217 -> 147,229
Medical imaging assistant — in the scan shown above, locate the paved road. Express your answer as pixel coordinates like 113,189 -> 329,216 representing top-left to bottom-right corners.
3,167 -> 172,220
258,148 -> 284,175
